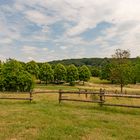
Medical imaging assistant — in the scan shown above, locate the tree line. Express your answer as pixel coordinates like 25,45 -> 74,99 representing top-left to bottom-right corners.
0,49 -> 140,93
49,56 -> 137,67
0,59 -> 91,91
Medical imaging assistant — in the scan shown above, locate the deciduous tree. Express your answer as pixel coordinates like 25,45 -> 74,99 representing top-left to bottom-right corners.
79,65 -> 91,85
67,64 -> 79,86
26,60 -> 39,79
0,59 -> 34,91
40,63 -> 54,84
54,63 -> 67,84
110,49 -> 131,93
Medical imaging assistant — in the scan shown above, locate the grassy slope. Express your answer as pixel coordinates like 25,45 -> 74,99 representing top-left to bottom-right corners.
0,93 -> 140,140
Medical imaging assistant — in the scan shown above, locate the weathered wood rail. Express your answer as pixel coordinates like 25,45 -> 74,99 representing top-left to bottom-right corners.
58,89 -> 140,108
33,90 -> 58,94
0,91 -> 33,102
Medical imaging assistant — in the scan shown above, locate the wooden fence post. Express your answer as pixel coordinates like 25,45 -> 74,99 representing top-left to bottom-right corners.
103,89 -> 105,102
78,88 -> 81,97
59,89 -> 62,104
85,89 -> 88,99
99,88 -> 104,107
29,90 -> 33,103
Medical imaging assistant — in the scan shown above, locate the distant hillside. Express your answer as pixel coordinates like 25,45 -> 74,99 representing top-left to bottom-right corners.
49,58 -> 111,67
49,57 -> 137,67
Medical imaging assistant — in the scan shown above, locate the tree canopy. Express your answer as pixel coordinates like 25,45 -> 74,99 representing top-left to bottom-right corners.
110,49 -> 131,93
26,60 -> 39,79
0,59 -> 34,92
54,63 -> 67,84
79,65 -> 91,84
67,64 -> 79,86
39,63 -> 54,84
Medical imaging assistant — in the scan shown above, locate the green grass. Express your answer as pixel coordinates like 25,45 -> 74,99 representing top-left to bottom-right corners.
87,77 -> 140,94
35,84 -> 78,90
0,92 -> 140,140
35,77 -> 140,94
89,77 -> 111,84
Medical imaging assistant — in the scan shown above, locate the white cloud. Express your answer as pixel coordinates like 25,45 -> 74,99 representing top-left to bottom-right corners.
24,10 -> 48,25
22,46 -> 38,52
21,46 -> 49,54
0,0 -> 140,61
27,57 -> 34,61
42,47 -> 48,51
20,45 -> 54,62
60,46 -> 67,50
0,38 -> 13,44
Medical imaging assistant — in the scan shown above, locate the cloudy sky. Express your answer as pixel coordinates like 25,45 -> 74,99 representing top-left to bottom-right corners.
0,0 -> 140,62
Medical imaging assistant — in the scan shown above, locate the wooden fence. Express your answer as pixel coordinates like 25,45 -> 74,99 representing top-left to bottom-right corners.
1,89 -> 140,107
58,89 -> 140,108
0,91 -> 33,102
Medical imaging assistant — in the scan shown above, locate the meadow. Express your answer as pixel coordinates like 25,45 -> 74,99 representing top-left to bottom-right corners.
0,78 -> 140,140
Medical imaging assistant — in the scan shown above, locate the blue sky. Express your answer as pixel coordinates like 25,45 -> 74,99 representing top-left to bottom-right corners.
0,0 -> 140,62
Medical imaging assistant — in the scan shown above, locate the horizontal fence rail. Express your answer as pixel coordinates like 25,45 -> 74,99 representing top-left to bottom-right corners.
0,91 -> 33,102
58,89 -> 140,108
60,98 -> 104,103
33,90 -> 58,94
103,103 -> 140,108
104,94 -> 140,98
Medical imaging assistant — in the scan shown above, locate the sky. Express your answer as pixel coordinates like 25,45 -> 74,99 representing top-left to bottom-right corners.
0,0 -> 140,62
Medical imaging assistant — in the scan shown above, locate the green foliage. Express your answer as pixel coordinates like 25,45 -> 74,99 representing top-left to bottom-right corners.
100,63 -> 112,81
129,59 -> 140,84
129,62 -> 138,84
89,77 -> 110,84
39,63 -> 54,84
54,63 -> 67,84
134,58 -> 140,83
26,60 -> 39,79
0,60 -> 2,72
17,71 -> 34,92
136,64 -> 140,83
67,64 -> 79,86
49,58 -> 111,67
110,63 -> 131,86
0,54 -> 140,92
19,61 -> 26,70
79,65 -> 91,84
0,59 -> 34,92
90,66 -> 100,77
110,49 -> 131,92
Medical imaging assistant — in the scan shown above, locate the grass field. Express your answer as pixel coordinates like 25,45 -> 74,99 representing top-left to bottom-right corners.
0,93 -> 140,140
35,77 -> 140,94
89,77 -> 111,84
0,78 -> 140,140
